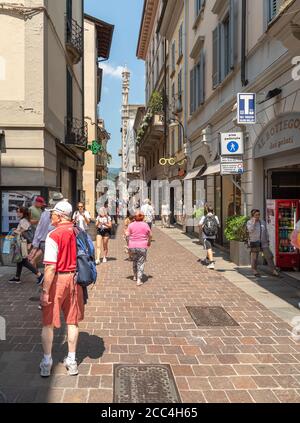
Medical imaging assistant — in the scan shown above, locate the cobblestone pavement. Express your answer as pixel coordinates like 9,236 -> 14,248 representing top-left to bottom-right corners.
1,224 -> 300,403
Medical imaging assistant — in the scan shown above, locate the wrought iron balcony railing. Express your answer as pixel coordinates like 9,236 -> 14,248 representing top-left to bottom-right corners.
65,117 -> 88,149
65,17 -> 83,64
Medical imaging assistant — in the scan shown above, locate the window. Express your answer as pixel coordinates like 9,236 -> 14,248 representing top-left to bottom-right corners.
178,69 -> 182,110
178,23 -> 183,58
66,67 -> 73,120
178,124 -> 183,151
171,82 -> 175,102
212,0 -> 236,88
190,51 -> 205,115
171,41 -> 176,73
195,0 -> 203,16
269,0 -> 280,21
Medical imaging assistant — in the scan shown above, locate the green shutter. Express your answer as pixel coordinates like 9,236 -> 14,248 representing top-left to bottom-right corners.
229,0 -> 237,70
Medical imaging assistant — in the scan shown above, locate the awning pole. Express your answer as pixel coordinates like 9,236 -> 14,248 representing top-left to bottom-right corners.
231,175 -> 247,216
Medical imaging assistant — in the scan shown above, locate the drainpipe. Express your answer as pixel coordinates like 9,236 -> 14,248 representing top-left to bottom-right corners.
184,0 -> 189,162
241,0 -> 248,86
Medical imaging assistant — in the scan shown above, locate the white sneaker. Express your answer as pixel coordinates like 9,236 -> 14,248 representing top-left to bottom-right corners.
95,259 -> 100,265
207,262 -> 215,270
137,280 -> 143,286
102,257 -> 107,263
133,275 -> 137,281
63,357 -> 78,376
40,358 -> 53,377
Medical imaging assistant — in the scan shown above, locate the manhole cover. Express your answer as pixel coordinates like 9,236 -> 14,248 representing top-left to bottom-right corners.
113,364 -> 181,403
186,306 -> 239,327
28,296 -> 40,302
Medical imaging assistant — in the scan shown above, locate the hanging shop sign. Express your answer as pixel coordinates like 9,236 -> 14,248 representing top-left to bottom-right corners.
237,93 -> 256,124
220,132 -> 244,155
88,140 -> 103,155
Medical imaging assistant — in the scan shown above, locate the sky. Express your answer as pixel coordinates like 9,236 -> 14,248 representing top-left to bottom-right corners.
84,0 -> 145,169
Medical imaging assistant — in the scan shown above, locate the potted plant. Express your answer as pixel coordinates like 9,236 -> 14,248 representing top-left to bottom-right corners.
224,215 -> 250,266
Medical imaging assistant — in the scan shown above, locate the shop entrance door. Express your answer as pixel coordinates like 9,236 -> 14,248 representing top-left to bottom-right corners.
268,170 -> 300,199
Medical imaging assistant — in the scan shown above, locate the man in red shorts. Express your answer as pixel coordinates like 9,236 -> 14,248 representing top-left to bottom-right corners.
39,201 -> 84,377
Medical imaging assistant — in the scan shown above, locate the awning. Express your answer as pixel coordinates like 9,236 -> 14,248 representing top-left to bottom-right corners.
184,166 -> 204,180
202,161 -> 220,176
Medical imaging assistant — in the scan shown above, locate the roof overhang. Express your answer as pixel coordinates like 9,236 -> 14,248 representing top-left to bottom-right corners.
136,0 -> 159,60
84,14 -> 114,59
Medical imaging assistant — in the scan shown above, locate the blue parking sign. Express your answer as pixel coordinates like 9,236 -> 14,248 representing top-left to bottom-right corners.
237,93 -> 256,124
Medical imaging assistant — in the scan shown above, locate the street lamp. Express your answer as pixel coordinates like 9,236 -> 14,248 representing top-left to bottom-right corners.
168,117 -> 189,160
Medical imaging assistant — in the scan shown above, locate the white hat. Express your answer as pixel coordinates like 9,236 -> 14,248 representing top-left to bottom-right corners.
50,201 -> 73,217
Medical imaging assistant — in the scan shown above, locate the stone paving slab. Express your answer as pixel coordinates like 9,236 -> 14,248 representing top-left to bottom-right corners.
0,224 -> 300,403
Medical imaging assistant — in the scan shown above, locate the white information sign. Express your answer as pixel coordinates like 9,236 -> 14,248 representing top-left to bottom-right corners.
220,162 -> 244,175
221,132 -> 244,155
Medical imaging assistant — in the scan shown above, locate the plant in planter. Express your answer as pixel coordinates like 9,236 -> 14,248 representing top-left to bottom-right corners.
148,91 -> 163,115
225,215 -> 250,266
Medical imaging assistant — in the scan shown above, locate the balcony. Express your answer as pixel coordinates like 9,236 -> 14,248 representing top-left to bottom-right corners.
96,153 -> 107,168
65,117 -> 88,149
65,17 -> 83,64
137,113 -> 164,157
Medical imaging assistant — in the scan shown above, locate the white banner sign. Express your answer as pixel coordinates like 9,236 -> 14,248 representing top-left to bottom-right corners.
221,132 -> 244,155
220,162 -> 244,175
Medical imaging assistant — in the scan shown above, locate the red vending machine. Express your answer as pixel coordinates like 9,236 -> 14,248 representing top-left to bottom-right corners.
266,199 -> 300,269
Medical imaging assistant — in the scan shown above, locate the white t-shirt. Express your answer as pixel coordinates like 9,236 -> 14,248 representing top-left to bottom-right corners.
96,215 -> 111,230
73,210 -> 91,231
199,213 -> 220,239
17,218 -> 31,233
161,204 -> 170,216
141,204 -> 155,223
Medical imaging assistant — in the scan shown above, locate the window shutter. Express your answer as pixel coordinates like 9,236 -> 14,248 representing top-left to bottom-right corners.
229,0 -> 237,70
200,51 -> 205,105
212,27 -> 218,88
190,68 -> 195,115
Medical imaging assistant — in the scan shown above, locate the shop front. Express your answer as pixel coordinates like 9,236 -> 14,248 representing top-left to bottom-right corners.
253,112 -> 300,212
252,112 -> 300,269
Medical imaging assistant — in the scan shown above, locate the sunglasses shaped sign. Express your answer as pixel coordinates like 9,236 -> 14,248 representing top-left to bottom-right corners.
159,157 -> 187,166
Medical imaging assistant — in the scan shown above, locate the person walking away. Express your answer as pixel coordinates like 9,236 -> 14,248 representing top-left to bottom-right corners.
141,199 -> 155,229
95,207 -> 112,264
28,193 -> 65,285
126,212 -> 152,286
123,213 -> 135,257
40,201 -> 84,377
199,206 -> 220,270
73,202 -> 91,232
29,196 -> 46,228
247,209 -> 279,277
161,203 -> 170,228
9,207 -> 44,284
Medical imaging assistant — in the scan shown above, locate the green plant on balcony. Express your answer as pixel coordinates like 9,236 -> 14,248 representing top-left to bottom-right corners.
224,215 -> 249,242
148,90 -> 163,115
106,152 -> 112,165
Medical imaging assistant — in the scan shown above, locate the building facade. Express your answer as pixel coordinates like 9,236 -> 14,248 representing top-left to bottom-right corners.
185,0 -> 300,243
0,0 -> 85,231
137,0 -> 300,243
83,14 -> 113,217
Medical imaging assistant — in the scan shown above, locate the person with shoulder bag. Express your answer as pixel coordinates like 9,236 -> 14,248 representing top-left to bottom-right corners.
199,206 -> 220,270
9,207 -> 44,285
247,209 -> 279,278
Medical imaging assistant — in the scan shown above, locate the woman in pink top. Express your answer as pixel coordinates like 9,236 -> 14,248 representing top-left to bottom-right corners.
126,211 -> 152,286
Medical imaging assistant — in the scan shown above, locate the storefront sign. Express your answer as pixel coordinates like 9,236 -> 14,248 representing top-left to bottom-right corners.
220,162 -> 244,175
221,133 -> 244,155
254,113 -> 300,158
237,93 -> 256,124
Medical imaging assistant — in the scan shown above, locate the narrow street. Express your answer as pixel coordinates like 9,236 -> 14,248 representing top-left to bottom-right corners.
1,225 -> 300,403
